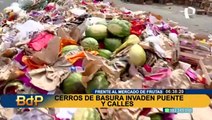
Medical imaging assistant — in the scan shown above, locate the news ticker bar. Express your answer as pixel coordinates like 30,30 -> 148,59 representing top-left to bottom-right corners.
0,94 -> 210,108
92,89 -> 212,94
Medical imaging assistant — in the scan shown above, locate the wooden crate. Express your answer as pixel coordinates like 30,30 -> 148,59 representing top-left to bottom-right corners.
179,39 -> 211,58
180,45 -> 211,57
179,52 -> 211,86
179,52 -> 212,99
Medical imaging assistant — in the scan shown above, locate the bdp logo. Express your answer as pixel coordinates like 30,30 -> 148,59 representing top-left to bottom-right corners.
16,95 -> 43,106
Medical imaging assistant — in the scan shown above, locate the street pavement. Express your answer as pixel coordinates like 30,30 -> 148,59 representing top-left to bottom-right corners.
109,0 -> 212,35
0,0 -> 14,11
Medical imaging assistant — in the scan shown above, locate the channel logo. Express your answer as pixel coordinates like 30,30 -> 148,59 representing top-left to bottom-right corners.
16,95 -> 43,107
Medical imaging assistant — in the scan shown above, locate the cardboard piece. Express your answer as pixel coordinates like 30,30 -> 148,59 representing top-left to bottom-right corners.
0,108 -> 16,120
32,37 -> 61,65
179,52 -> 211,86
0,58 -> 24,81
82,52 -> 118,86
29,66 -> 70,91
108,108 -> 142,120
69,25 -> 81,41
192,107 -> 212,120
57,28 -> 70,39
57,21 -> 86,42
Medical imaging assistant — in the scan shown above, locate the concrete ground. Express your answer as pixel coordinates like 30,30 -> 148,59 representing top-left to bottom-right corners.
109,0 -> 212,35
0,0 -> 13,11
0,0 -> 211,34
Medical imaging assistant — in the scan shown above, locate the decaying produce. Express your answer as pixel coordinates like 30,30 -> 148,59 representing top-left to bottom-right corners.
0,0 -> 212,120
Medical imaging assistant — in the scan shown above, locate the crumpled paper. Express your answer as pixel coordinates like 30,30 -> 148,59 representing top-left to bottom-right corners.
202,55 -> 212,76
15,20 -> 44,40
140,59 -> 194,89
108,108 -> 142,120
70,21 -> 86,42
144,33 -> 179,63
0,108 -> 17,120
144,50 -> 158,66
56,108 -> 77,119
57,21 -> 86,42
108,57 -> 129,78
11,109 -> 53,120
167,69 -> 192,89
32,36 -> 61,65
137,116 -> 151,120
82,52 -> 117,86
192,107 -> 212,120
106,51 -> 144,119
174,113 -> 192,120
70,8 -> 86,16
29,66 -> 70,91
0,58 -> 24,81
107,77 -> 143,120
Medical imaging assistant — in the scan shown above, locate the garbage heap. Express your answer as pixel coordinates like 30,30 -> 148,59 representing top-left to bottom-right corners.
0,0 -> 212,120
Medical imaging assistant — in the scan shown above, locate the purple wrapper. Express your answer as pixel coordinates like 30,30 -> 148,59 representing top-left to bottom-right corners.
13,50 -> 49,94
73,59 -> 83,67
163,113 -> 175,120
29,11 -> 43,17
13,50 -> 25,66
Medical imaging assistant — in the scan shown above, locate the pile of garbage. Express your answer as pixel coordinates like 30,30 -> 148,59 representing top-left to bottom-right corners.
0,0 -> 212,120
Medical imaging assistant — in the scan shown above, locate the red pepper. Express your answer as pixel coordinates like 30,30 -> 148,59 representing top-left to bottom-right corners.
130,29 -> 141,36
130,20 -> 146,36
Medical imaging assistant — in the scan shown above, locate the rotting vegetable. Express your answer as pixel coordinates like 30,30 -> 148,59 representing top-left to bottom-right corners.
128,44 -> 146,66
